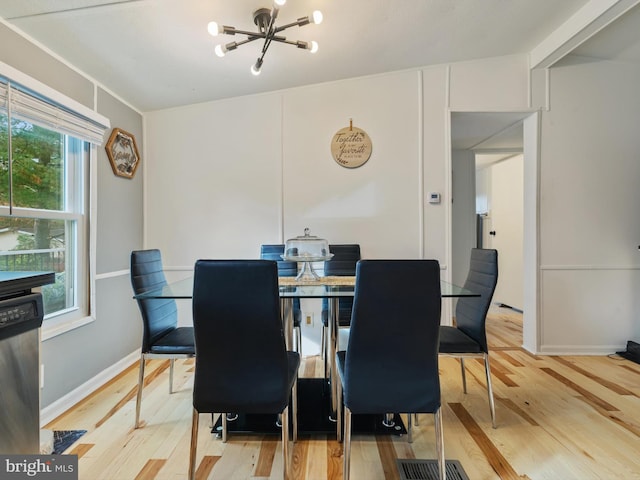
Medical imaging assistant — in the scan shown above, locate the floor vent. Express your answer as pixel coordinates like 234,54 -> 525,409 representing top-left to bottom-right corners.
397,459 -> 470,480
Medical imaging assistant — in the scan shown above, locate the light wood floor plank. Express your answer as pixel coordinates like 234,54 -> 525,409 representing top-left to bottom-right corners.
495,397 -> 539,426
448,402 -> 521,480
67,443 -> 94,459
495,350 -> 525,368
325,440 -> 342,480
551,356 -> 638,396
540,367 -> 619,411
195,456 -> 220,480
254,437 -> 277,477
375,435 -> 400,480
135,459 -> 166,480
45,307 -> 640,479
291,434 -> 310,479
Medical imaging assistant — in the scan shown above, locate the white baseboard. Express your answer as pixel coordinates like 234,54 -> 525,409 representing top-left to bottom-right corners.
537,344 -> 624,356
41,349 -> 140,426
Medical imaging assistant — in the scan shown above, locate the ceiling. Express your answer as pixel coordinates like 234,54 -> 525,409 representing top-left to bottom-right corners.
0,0 -> 595,112
2,0 -> 640,163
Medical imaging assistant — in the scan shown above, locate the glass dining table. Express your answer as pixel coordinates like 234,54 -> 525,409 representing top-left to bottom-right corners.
134,274 -> 478,434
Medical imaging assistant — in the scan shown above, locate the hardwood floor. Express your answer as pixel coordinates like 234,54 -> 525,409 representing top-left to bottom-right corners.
46,307 -> 640,479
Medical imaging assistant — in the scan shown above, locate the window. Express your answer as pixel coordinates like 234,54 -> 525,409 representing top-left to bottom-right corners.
0,75 -> 107,327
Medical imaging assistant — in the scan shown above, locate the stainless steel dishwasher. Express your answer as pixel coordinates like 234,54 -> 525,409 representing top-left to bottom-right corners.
0,271 -> 54,454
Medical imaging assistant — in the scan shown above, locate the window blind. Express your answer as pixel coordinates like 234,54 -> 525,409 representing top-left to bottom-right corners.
0,80 -> 7,111
0,77 -> 107,144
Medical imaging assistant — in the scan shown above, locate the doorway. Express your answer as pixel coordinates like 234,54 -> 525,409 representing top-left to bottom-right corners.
450,111 -> 538,351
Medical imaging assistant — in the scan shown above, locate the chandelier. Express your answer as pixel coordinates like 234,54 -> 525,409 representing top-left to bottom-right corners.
207,0 -> 323,76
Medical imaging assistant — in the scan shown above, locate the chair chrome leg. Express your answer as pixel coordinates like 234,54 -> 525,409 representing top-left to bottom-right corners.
292,378 -> 298,442
189,409 -> 199,480
295,326 -> 302,356
407,412 -> 413,443
169,358 -> 175,394
322,325 -> 328,378
336,378 -> 343,442
343,407 -> 352,480
414,413 -> 419,426
484,353 -> 497,428
460,357 -> 468,394
281,406 -> 290,480
434,407 -> 446,480
135,355 -> 146,428
281,298 -> 294,351
382,413 -> 395,427
222,413 -> 228,443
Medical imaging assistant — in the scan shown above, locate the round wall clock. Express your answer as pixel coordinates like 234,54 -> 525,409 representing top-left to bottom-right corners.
330,121 -> 372,168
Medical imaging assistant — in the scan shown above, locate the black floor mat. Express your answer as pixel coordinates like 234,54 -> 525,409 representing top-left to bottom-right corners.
212,378 -> 406,436
53,430 -> 87,454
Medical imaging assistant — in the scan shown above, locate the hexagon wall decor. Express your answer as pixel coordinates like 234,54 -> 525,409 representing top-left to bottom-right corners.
105,128 -> 140,179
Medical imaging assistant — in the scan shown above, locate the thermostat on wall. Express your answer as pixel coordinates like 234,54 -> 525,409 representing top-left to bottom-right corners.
428,192 -> 441,204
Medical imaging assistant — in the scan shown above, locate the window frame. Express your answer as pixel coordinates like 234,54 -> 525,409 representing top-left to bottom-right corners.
0,61 -> 109,340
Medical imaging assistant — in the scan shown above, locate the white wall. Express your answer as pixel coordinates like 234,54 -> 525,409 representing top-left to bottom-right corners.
451,149 -> 477,288
144,94 -> 283,264
539,55 -> 640,353
144,55 -> 530,351
282,72 -> 421,256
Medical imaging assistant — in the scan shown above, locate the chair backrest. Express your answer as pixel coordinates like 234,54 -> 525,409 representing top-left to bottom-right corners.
260,244 -> 297,277
191,259 -> 291,413
260,244 -> 301,317
131,249 -> 178,353
455,248 -> 498,353
325,244 -> 361,276
344,259 -> 442,414
323,244 -> 360,320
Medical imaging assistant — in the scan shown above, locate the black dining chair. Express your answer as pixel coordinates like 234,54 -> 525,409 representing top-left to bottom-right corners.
188,259 -> 300,480
260,244 -> 302,354
321,244 -> 360,374
439,248 -> 498,428
335,259 -> 445,480
130,249 -> 195,429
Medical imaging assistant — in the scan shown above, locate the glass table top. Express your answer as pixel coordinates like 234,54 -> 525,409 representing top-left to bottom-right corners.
133,276 -> 478,299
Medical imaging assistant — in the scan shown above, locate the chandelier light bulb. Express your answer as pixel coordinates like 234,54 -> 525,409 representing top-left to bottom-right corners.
274,0 -> 287,6
251,63 -> 262,76
309,41 -> 319,53
312,10 -> 323,25
214,44 -> 226,57
207,21 -> 220,36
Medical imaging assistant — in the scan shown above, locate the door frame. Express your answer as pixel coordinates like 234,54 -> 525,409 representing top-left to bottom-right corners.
447,110 -> 540,353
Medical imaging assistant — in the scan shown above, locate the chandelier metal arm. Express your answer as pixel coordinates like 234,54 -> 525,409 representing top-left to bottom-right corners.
269,38 -> 309,48
258,15 -> 281,57
222,28 -> 289,42
222,37 -> 261,51
221,32 -> 288,51
274,17 -> 311,32
265,6 -> 280,34
257,29 -> 276,62
228,28 -> 267,37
